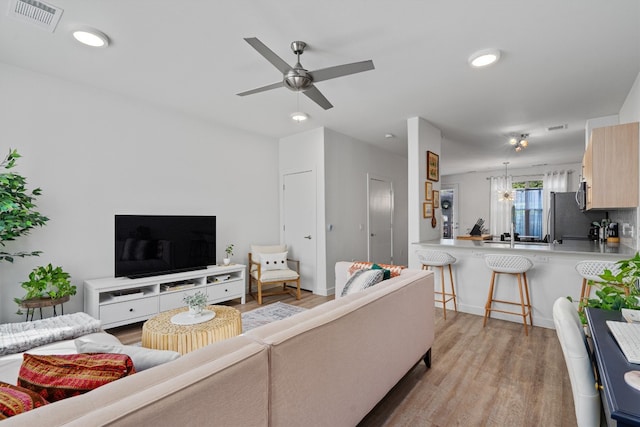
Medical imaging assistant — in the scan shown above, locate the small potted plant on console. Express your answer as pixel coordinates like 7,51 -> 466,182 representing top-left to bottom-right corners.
223,243 -> 234,266
183,291 -> 207,316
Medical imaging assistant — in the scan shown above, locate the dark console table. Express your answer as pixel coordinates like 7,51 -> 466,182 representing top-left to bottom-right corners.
585,308 -> 640,427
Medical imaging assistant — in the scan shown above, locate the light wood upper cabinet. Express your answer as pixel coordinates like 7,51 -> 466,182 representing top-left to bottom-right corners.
583,122 -> 638,210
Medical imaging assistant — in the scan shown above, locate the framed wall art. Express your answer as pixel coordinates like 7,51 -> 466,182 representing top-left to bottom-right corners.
425,182 -> 432,201
423,202 -> 433,219
433,190 -> 439,208
427,151 -> 439,182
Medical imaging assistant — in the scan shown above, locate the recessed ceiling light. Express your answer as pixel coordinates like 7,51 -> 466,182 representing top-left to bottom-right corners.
290,112 -> 309,122
468,48 -> 501,68
385,133 -> 395,139
72,28 -> 110,48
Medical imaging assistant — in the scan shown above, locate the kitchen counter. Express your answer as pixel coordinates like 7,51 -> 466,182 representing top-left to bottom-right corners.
411,239 -> 637,329
415,238 -> 636,256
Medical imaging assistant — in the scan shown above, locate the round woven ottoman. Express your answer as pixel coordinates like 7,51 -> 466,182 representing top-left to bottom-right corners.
141,305 -> 242,354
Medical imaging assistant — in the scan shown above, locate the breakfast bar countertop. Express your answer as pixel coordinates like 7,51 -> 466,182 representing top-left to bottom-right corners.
414,238 -> 637,257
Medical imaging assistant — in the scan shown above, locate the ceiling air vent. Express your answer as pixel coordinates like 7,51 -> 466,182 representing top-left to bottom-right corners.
7,0 -> 63,32
546,124 -> 568,132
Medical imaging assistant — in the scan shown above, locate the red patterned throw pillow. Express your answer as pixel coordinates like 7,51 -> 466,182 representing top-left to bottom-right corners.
0,381 -> 49,420
18,353 -> 135,402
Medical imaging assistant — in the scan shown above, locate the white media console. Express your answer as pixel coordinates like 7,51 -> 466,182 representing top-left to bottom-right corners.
84,264 -> 246,329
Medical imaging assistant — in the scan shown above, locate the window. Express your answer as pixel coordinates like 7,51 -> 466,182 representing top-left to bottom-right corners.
512,180 -> 543,238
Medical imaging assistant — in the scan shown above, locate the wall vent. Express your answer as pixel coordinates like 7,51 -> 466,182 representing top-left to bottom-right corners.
546,124 -> 568,132
7,0 -> 63,32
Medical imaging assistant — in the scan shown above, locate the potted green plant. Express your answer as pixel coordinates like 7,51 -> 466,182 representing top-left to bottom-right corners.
14,264 -> 76,314
0,149 -> 49,263
183,291 -> 207,316
223,244 -> 234,266
573,252 -> 640,323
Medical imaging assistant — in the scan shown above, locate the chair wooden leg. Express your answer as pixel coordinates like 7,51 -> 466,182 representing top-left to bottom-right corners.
448,264 -> 457,312
295,278 -> 301,300
579,278 -> 589,312
517,273 -> 529,336
439,266 -> 447,320
523,272 -> 533,327
484,272 -> 496,327
257,282 -> 263,305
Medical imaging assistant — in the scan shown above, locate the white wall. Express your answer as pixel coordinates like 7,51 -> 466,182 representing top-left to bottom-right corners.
324,128 -> 409,290
620,72 -> 640,124
442,163 -> 582,236
279,128 -> 327,295
0,63 -> 280,322
279,127 -> 408,295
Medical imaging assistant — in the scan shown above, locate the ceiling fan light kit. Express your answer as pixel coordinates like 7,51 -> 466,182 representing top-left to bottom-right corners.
468,48 -> 501,68
290,112 -> 309,122
237,37 -> 375,111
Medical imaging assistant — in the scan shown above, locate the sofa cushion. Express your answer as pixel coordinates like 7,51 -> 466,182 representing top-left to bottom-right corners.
348,261 -> 405,278
371,263 -> 391,280
341,269 -> 384,296
75,340 -> 180,371
0,382 -> 49,420
259,251 -> 288,271
251,269 -> 299,283
18,353 -> 135,402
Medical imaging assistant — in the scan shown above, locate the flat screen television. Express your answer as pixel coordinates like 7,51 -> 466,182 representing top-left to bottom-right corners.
115,215 -> 216,278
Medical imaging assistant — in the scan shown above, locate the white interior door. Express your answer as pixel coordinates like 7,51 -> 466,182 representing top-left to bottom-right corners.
283,170 -> 316,292
368,175 -> 393,264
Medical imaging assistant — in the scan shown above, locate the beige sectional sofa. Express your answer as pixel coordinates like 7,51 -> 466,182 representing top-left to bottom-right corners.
3,263 -> 434,426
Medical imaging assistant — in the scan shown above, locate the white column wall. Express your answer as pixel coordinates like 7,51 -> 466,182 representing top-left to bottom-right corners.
407,117 -> 442,269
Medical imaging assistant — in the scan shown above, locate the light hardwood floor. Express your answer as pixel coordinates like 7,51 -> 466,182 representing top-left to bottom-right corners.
108,292 -> 577,427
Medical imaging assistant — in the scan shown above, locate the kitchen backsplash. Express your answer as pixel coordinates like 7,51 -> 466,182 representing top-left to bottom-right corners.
608,208 -> 637,249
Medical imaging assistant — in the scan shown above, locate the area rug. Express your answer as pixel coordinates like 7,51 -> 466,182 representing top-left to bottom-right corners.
241,302 -> 307,333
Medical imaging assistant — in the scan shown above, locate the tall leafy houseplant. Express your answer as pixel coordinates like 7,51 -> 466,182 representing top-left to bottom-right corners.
0,149 -> 49,262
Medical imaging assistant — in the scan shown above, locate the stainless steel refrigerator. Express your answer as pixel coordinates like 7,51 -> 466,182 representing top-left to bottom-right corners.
549,192 -> 602,242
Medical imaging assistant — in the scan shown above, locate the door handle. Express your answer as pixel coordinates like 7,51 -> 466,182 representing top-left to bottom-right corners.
304,235 -> 312,240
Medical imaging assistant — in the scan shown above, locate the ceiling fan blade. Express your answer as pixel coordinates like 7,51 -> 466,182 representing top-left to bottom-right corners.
310,60 -> 375,83
303,85 -> 333,110
237,81 -> 283,97
244,37 -> 292,75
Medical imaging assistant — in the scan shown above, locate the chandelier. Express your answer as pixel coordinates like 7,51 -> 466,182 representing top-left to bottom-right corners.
509,134 -> 529,152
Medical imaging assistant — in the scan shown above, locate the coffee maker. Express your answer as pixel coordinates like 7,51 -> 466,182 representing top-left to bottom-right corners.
607,222 -> 619,243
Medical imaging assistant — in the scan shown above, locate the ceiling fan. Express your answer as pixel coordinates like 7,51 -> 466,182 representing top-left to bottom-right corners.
237,37 -> 375,110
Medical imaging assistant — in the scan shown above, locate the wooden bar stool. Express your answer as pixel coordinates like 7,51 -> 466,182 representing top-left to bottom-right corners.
483,254 -> 534,335
416,250 -> 457,319
575,260 -> 626,311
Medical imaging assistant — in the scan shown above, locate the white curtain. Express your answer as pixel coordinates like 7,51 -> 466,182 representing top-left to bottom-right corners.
542,170 -> 569,237
489,175 -> 513,237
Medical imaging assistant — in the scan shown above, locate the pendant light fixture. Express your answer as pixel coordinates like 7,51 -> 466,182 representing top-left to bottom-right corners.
498,161 -> 514,202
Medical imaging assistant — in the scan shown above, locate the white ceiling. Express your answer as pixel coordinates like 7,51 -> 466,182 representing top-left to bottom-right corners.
1,0 -> 638,175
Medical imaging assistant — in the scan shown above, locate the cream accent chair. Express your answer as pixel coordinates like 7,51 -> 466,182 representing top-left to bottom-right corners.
552,297 -> 603,427
248,244 -> 301,305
